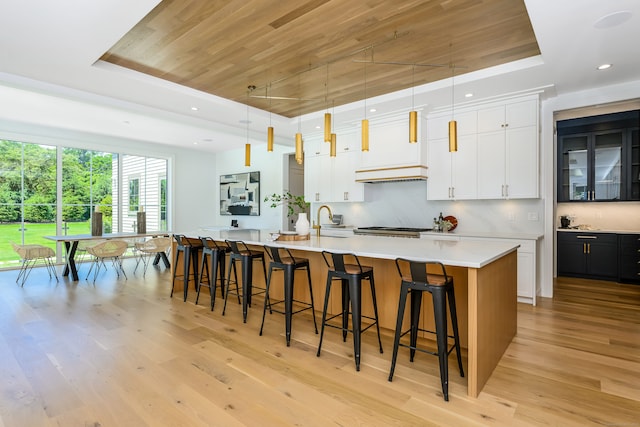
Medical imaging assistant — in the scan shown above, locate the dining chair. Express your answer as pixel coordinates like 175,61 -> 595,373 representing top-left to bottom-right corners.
11,242 -> 58,287
85,239 -> 129,283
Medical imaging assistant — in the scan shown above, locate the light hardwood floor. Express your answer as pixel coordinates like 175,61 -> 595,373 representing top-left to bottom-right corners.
1,260 -> 639,426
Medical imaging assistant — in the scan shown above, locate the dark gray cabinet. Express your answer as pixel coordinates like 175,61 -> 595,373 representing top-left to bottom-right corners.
619,234 -> 640,283
557,110 -> 640,202
557,232 -> 618,280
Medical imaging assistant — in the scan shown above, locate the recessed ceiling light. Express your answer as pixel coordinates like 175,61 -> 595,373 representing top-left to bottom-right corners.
191,106 -> 199,111
594,10 -> 632,29
193,142 -> 198,145
465,93 -> 474,98
315,125 -> 321,129
369,108 -> 377,113
597,63 -> 612,70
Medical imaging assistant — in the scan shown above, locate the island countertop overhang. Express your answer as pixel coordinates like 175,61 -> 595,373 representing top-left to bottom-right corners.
191,229 -> 519,269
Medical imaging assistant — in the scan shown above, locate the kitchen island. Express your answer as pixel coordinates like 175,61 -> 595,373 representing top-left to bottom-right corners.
173,228 -> 519,398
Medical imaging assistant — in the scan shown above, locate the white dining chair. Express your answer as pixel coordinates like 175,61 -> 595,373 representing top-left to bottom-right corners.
85,239 -> 129,283
134,236 -> 171,276
11,242 -> 59,286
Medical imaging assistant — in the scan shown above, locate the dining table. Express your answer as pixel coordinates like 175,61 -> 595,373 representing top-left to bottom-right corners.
45,231 -> 171,281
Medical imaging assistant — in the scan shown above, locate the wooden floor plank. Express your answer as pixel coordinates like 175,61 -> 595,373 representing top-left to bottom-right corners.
0,263 -> 639,426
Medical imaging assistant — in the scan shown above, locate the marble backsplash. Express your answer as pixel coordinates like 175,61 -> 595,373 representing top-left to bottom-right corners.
557,201 -> 640,231
313,180 -> 545,234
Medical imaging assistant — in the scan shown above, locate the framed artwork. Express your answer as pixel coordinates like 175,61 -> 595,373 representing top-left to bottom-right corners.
220,171 -> 260,216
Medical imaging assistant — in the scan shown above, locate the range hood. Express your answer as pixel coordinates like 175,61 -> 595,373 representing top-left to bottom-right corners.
355,165 -> 428,183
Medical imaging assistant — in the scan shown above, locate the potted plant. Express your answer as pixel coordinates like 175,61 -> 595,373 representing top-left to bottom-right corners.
264,192 -> 309,217
264,192 -> 311,235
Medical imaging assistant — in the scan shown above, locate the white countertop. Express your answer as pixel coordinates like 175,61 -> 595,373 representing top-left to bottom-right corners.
191,228 -> 519,269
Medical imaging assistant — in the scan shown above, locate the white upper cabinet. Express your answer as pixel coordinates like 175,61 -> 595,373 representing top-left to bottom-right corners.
477,97 -> 539,199
427,110 -> 477,200
304,131 -> 364,203
427,94 -> 539,201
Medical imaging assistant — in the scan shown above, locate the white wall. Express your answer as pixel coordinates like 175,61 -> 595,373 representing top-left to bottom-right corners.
214,143 -> 293,231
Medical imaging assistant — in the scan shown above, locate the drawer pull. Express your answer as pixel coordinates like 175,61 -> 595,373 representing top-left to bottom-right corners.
576,235 -> 597,239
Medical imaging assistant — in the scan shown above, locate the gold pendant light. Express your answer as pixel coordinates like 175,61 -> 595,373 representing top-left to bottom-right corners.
449,64 -> 458,152
409,111 -> 417,143
267,84 -> 274,152
245,89 -> 251,166
362,50 -> 369,152
409,65 -> 418,143
330,133 -> 337,157
448,120 -> 457,152
267,126 -> 274,152
362,119 -> 369,152
324,65 -> 331,142
324,113 -> 331,143
295,133 -> 303,164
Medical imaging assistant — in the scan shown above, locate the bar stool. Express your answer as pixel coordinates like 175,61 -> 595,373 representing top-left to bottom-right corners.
170,234 -> 199,302
197,237 -> 228,311
388,258 -> 464,401
316,251 -> 383,371
260,245 -> 318,346
222,240 -> 268,322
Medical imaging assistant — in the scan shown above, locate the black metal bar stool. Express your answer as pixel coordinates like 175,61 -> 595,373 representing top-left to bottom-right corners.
316,251 -> 383,371
260,245 -> 318,346
388,258 -> 464,401
197,236 -> 228,311
170,234 -> 200,302
222,240 -> 267,322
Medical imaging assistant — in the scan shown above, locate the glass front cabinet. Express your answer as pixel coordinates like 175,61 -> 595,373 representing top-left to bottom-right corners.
557,110 -> 640,202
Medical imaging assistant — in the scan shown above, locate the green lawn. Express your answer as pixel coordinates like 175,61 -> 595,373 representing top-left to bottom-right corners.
0,221 -> 89,265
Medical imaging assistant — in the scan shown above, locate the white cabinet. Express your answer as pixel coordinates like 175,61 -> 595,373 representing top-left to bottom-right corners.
427,111 -> 478,200
426,94 -> 539,201
476,97 -> 539,199
464,236 -> 538,305
304,133 -> 364,203
332,145 -> 364,201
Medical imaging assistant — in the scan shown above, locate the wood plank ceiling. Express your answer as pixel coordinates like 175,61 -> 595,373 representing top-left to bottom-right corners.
100,0 -> 539,118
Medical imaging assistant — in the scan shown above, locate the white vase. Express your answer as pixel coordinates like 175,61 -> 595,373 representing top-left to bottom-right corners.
295,212 -> 310,236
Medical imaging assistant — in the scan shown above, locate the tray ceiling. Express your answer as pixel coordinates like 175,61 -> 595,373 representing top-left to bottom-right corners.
102,0 -> 540,118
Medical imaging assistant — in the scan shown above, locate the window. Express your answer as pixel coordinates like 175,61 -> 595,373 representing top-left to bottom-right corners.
0,140 -> 169,268
129,178 -> 140,212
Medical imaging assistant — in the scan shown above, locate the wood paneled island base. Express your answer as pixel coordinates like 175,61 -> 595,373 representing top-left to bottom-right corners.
172,230 -> 518,397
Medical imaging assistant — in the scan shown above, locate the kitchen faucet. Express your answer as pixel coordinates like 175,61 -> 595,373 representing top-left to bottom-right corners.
313,205 -> 333,237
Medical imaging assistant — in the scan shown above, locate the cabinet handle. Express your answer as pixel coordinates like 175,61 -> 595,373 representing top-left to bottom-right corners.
587,243 -> 591,254
583,243 -> 586,254
451,187 -> 455,198
577,235 -> 597,239
343,191 -> 348,200
505,184 -> 509,197
315,193 -> 320,202
344,147 -> 349,151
